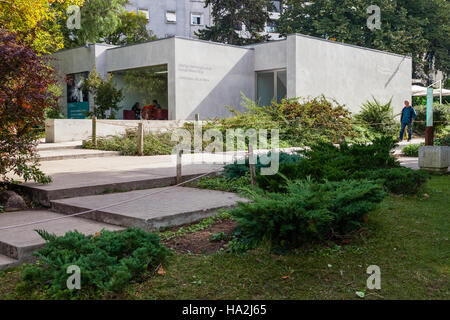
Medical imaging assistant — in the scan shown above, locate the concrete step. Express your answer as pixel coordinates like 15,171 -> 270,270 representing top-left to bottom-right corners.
14,162 -> 223,206
38,149 -> 121,161
0,210 -> 123,268
36,141 -> 83,151
0,254 -> 18,270
51,187 -> 248,231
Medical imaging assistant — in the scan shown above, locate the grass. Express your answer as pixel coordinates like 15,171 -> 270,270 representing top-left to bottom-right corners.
0,175 -> 448,300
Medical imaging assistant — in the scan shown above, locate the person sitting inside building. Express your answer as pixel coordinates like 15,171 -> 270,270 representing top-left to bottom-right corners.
141,103 -> 154,120
152,100 -> 161,109
131,102 -> 141,120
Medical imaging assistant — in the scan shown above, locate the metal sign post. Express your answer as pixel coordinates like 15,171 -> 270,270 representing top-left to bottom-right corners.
425,87 -> 434,146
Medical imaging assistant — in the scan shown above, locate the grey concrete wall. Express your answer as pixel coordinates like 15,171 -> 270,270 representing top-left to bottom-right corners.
248,40 -> 287,72
45,119 -> 192,143
290,34 -> 412,115
173,38 -> 255,120
126,0 -> 212,38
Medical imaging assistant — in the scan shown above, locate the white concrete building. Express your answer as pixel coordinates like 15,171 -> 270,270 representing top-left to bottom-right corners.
51,34 -> 412,120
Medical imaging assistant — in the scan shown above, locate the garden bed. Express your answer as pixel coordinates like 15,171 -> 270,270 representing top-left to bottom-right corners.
162,219 -> 237,254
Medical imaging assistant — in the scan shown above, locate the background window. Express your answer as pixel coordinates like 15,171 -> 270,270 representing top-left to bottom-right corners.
191,13 -> 203,25
166,11 -> 177,23
271,0 -> 282,13
265,20 -> 278,33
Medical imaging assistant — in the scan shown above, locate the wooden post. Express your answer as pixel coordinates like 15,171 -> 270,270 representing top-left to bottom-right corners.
92,116 -> 97,147
176,146 -> 183,184
248,144 -> 256,186
195,113 -> 200,122
425,127 -> 434,146
137,122 -> 144,156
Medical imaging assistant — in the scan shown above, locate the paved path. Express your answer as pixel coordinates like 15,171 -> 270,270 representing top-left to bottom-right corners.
51,187 -> 248,231
15,149 -> 293,205
0,210 -> 123,270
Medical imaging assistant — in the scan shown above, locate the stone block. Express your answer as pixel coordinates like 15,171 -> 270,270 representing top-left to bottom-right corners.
418,146 -> 449,173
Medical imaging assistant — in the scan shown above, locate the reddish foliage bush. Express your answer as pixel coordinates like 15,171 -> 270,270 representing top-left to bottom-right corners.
0,29 -> 55,185
268,96 -> 355,144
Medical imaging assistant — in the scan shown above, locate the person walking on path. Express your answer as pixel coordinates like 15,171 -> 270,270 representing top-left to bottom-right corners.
399,100 -> 417,142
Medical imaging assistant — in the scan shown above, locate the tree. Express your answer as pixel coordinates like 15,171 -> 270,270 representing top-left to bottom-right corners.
83,69 -> 123,119
278,0 -> 449,82
196,0 -> 275,45
0,30 -> 54,185
63,0 -> 127,47
104,11 -> 157,46
0,0 -> 84,54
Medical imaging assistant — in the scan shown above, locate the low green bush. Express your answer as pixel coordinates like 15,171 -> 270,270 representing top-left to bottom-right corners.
351,168 -> 429,195
402,143 -> 424,157
435,126 -> 450,146
82,130 -> 177,156
256,136 -> 399,192
228,179 -> 386,251
223,151 -> 302,179
17,228 -> 171,299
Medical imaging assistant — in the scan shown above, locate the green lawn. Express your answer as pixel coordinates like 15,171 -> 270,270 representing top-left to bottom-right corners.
0,175 -> 448,300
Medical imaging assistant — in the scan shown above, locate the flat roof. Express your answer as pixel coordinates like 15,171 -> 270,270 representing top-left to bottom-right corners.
106,36 -> 254,52
291,33 -> 412,59
53,33 -> 411,60
246,33 -> 411,59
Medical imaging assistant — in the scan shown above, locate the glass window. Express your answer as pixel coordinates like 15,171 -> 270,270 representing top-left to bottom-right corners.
111,65 -> 169,120
265,20 -> 278,33
257,69 -> 287,106
277,70 -> 287,102
166,11 -> 176,23
191,13 -> 203,25
66,72 -> 89,119
257,72 -> 275,107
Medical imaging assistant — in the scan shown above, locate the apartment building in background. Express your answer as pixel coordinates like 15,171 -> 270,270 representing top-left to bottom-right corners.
126,0 -> 283,40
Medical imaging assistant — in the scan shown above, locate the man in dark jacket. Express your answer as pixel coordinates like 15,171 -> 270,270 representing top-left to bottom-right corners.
399,100 -> 417,142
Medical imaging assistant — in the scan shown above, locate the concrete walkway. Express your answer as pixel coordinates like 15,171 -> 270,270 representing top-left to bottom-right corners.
51,187 -> 248,231
15,149 -> 283,205
16,156 -> 226,206
0,210 -> 123,270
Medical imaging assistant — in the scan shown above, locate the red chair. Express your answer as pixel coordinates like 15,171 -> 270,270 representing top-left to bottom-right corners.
123,110 -> 136,120
153,108 -> 162,120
